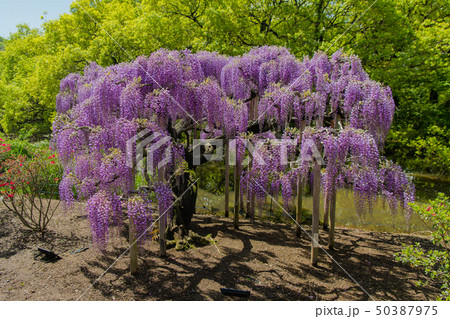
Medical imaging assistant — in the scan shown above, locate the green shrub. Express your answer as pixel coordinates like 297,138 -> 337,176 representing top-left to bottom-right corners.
395,193 -> 450,300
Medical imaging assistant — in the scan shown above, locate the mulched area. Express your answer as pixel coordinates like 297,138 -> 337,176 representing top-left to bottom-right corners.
0,203 -> 440,300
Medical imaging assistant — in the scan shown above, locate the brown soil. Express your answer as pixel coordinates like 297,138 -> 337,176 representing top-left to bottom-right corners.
0,202 -> 440,301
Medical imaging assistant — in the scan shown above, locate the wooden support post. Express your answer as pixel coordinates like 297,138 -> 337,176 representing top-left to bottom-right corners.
323,192 -> 329,231
327,114 -> 338,248
158,167 -> 166,257
246,184 -> 250,220
224,138 -> 230,218
295,174 -> 303,237
234,163 -> 240,229
270,196 -> 273,216
311,161 -> 321,266
328,191 -> 336,249
258,199 -> 262,220
129,224 -> 138,274
129,166 -> 138,275
247,153 -> 254,222
250,193 -> 256,222
295,122 -> 306,236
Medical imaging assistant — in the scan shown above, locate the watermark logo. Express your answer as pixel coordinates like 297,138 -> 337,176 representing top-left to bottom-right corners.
126,130 -> 172,175
193,137 -> 324,167
193,139 -> 223,166
289,138 -> 325,168
127,132 -> 323,174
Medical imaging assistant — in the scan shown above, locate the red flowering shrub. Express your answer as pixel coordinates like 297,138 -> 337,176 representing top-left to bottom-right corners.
0,138 -> 12,163
0,142 -> 63,237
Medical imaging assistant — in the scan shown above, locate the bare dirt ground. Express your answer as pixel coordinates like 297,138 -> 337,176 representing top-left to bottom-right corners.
0,202 -> 440,301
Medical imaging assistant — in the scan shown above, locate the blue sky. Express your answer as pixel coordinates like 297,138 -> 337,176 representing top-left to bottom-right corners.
0,0 -> 74,38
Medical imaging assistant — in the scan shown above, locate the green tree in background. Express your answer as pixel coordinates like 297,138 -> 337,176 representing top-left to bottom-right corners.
0,0 -> 448,173
382,0 -> 450,175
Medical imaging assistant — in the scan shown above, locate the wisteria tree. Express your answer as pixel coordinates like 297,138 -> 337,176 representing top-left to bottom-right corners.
53,46 -> 414,270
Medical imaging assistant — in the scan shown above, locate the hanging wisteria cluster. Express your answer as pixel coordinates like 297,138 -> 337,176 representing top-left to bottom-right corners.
126,195 -> 153,248
53,45 -> 414,249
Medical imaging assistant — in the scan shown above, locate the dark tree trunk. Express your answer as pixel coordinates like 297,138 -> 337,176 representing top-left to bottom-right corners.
314,0 -> 325,50
171,171 -> 198,230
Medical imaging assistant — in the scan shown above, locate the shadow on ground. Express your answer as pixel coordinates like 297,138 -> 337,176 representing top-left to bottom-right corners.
78,215 -> 440,301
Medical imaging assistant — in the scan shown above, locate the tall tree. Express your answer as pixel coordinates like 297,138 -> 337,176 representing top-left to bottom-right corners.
54,47 -> 414,264
0,0 -> 448,173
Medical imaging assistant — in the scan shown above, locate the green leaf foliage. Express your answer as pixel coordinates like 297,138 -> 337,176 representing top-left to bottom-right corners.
395,194 -> 450,300
0,0 -> 448,173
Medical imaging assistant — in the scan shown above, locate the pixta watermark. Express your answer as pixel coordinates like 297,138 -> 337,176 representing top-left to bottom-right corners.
126,130 -> 324,175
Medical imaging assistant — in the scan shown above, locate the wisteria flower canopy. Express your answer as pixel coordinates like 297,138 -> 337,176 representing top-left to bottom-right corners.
53,46 -> 414,249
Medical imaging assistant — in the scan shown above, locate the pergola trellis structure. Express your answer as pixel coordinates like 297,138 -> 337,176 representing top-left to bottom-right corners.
53,46 -> 414,274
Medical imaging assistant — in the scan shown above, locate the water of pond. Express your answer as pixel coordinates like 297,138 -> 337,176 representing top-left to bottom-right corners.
197,174 -> 450,234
